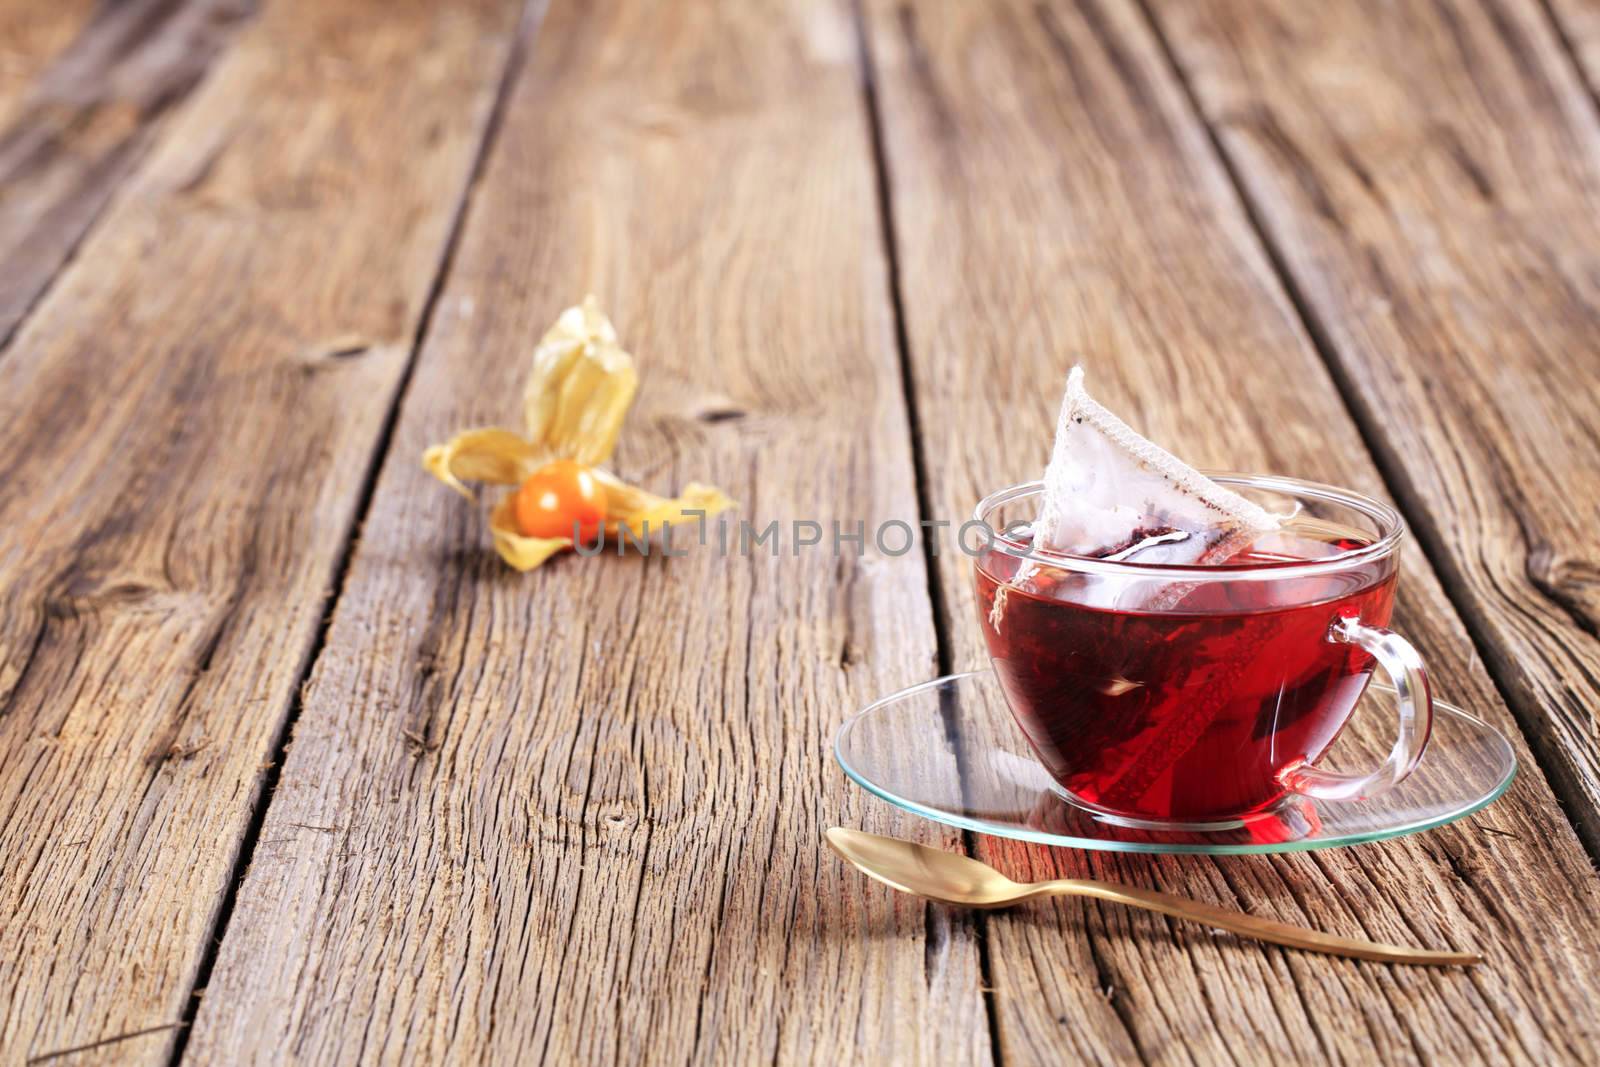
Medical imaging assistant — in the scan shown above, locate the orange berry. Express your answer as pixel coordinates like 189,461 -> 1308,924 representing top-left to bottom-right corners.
513,460 -> 608,541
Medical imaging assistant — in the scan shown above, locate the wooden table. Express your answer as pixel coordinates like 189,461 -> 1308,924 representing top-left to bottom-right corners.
3,0 -> 1599,1063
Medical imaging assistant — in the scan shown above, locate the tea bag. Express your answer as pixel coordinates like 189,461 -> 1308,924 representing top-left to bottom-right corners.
993,367 -> 1279,623
1036,367 -> 1277,562
986,368 -> 1287,816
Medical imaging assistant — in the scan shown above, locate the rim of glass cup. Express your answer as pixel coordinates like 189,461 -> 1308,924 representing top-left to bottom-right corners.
972,472 -> 1405,583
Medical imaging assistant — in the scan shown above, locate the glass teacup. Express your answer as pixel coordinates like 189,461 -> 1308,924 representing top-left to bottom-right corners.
972,474 -> 1431,827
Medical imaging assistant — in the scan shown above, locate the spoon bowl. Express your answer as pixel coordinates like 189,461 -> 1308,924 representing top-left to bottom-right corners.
825,826 -> 1030,907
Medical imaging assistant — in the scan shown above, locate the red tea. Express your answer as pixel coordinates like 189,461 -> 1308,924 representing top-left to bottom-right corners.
975,528 -> 1396,821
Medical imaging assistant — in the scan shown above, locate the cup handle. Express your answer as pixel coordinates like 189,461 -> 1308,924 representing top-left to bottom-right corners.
1279,616 -> 1434,803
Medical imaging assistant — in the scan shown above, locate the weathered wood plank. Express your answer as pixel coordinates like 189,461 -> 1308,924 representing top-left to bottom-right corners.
1548,0 -> 1600,97
0,0 -> 527,1063
0,0 -> 256,349
1149,0 -> 1600,857
185,0 -> 990,1063
0,0 -> 95,125
868,0 -> 1600,1061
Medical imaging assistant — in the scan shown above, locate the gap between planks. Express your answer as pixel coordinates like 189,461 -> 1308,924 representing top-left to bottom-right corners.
157,3 -> 548,1064
847,2 -> 1012,1065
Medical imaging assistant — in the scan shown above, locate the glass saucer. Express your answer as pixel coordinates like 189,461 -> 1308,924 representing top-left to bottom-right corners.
835,670 -> 1516,855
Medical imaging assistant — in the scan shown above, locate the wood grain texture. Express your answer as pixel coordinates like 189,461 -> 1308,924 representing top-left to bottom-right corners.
868,0 -> 1600,1061
0,0 -> 525,1062
0,0 -> 96,125
1150,0 -> 1600,856
184,0 -> 990,1063
0,0 -> 255,348
1548,0 -> 1600,96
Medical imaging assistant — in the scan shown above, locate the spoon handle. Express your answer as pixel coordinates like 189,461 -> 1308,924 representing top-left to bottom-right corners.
1050,880 -> 1480,966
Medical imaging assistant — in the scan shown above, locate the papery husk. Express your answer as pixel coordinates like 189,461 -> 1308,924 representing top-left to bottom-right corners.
426,296 -> 636,500
423,428 -> 548,500
424,295 -> 735,571
488,496 -> 574,570
594,471 -> 736,535
523,295 -> 638,466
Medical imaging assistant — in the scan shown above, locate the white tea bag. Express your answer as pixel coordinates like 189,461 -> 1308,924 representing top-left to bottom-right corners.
1036,367 -> 1278,563
993,367 -> 1279,622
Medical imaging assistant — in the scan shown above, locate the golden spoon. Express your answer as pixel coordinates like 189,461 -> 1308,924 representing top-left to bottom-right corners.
826,828 -> 1480,967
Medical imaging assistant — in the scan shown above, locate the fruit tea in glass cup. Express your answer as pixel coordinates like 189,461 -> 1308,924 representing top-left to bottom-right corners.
973,475 -> 1432,827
